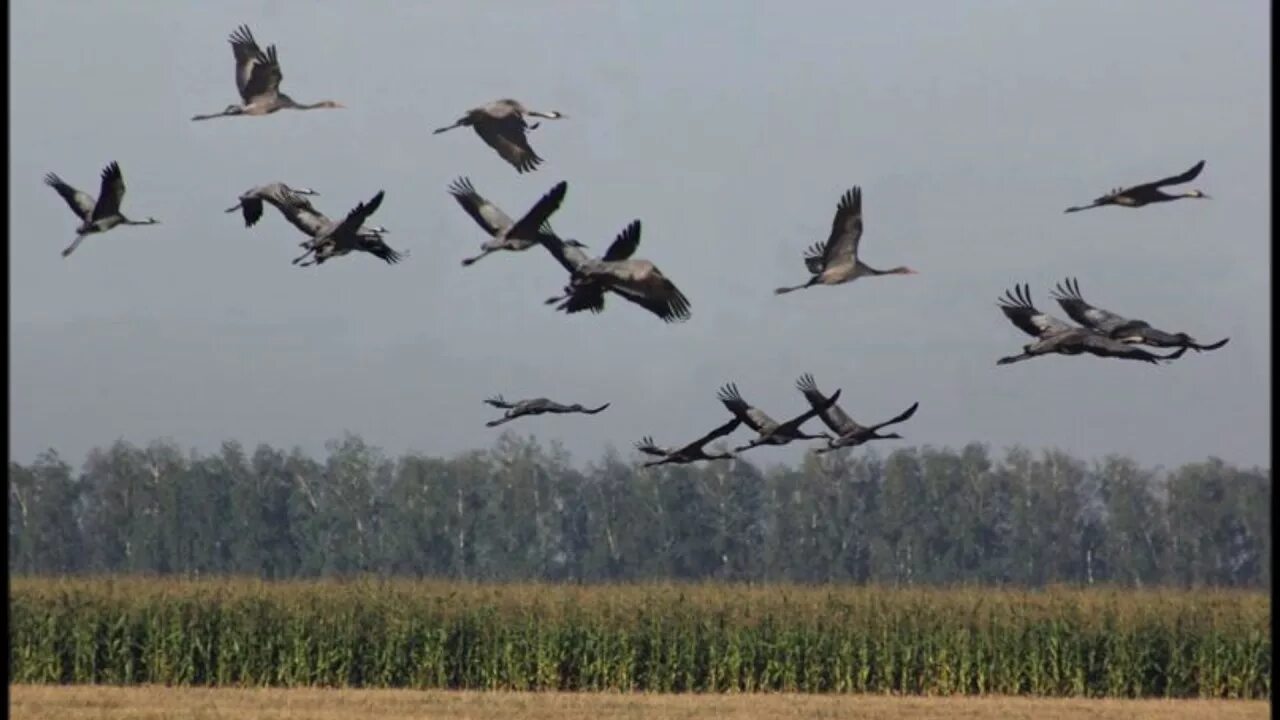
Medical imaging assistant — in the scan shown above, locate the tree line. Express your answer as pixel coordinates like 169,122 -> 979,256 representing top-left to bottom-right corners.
8,434 -> 1271,588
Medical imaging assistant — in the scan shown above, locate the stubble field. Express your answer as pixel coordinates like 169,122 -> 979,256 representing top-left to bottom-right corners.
8,685 -> 1272,720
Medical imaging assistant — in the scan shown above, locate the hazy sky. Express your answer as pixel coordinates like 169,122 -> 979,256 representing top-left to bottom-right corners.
10,1 -> 1270,471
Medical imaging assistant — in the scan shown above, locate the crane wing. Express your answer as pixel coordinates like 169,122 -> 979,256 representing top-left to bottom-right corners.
90,162 -> 125,220
775,388 -> 842,434
44,173 -> 96,221
474,114 -> 543,173
820,186 -> 863,268
558,284 -> 607,314
998,283 -> 1074,338
507,181 -> 567,240
241,44 -> 283,104
795,373 -> 859,435
322,191 -> 385,248
1050,277 -> 1139,335
229,25 -> 266,101
608,270 -> 691,323
1079,333 -> 1182,363
354,234 -> 404,264
270,189 -> 330,237
538,232 -> 586,275
802,241 -> 827,275
602,220 -> 642,261
868,401 -> 920,432
676,417 -> 742,455
635,436 -> 671,457
716,383 -> 776,434
1148,160 -> 1206,189
447,177 -> 513,236
267,185 -> 319,211
240,197 -> 266,227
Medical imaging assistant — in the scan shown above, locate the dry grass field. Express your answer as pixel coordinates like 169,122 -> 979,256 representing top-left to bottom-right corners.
7,685 -> 1272,720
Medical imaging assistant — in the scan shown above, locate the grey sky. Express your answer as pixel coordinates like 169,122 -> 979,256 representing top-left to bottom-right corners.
10,1 -> 1270,470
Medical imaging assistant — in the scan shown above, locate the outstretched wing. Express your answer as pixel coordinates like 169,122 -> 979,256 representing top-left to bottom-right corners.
447,176 -> 513,236
795,373 -> 859,436
483,395 -> 513,409
776,388 -> 842,434
609,267 -> 691,323
1050,277 -> 1139,335
508,181 -> 567,239
340,188 -> 378,226
44,173 -> 96,220
334,191 -> 385,239
1106,160 -> 1207,199
716,383 -> 776,433
635,436 -> 670,457
602,220 -> 641,262
91,162 -> 126,220
868,401 -> 919,432
539,233 -> 588,275
475,114 -> 543,173
1147,160 -> 1206,189
998,283 -> 1074,338
355,233 -> 404,264
818,186 -> 864,270
679,416 -> 742,454
520,398 -> 564,412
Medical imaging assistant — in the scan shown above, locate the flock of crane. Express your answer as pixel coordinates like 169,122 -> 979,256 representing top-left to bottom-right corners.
42,24 -> 1230,467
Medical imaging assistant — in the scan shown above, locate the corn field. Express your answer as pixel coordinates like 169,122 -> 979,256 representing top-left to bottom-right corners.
8,577 -> 1270,698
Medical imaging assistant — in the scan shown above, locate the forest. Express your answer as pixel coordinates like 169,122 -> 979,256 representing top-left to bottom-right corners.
7,434 -> 1271,588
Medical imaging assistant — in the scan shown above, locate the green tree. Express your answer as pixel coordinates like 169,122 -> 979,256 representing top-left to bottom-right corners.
8,451 -> 83,573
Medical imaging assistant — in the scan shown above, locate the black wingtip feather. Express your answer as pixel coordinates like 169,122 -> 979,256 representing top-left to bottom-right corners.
447,176 -> 476,197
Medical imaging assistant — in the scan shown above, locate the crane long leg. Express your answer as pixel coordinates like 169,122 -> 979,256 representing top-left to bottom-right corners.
61,235 -> 87,258
461,248 -> 496,267
996,352 -> 1035,365
545,286 -> 573,305
485,416 -> 516,428
775,276 -> 819,295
